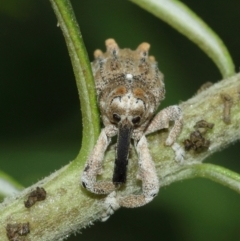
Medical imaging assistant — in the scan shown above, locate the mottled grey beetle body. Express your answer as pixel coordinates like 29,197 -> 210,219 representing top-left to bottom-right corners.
81,39 -> 184,220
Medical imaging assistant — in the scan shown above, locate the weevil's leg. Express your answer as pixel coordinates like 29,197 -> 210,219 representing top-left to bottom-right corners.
172,142 -> 185,164
81,125 -> 118,194
119,135 -> 160,208
101,136 -> 159,220
101,191 -> 120,222
145,105 -> 184,162
145,105 -> 183,144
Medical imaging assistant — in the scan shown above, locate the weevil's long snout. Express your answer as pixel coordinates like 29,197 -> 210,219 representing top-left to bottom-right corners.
113,122 -> 133,185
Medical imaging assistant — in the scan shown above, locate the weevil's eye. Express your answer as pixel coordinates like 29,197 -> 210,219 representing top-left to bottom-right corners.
132,116 -> 141,125
113,113 -> 121,123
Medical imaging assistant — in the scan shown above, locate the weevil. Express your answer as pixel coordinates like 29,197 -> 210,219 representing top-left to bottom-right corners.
81,39 -> 184,220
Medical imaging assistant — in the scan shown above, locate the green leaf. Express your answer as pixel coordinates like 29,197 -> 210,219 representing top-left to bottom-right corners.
0,171 -> 23,198
130,0 -> 235,78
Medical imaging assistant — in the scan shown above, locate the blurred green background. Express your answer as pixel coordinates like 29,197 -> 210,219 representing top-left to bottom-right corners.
1,0 -> 240,240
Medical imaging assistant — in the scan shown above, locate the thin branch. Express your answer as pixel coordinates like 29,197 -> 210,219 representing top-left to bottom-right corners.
49,0 -> 100,168
161,163 -> 240,194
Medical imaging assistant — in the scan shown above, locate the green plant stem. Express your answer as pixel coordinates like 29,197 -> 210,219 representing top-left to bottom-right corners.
130,0 -> 235,78
0,72 -> 240,241
162,164 -> 240,194
50,0 -> 100,169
